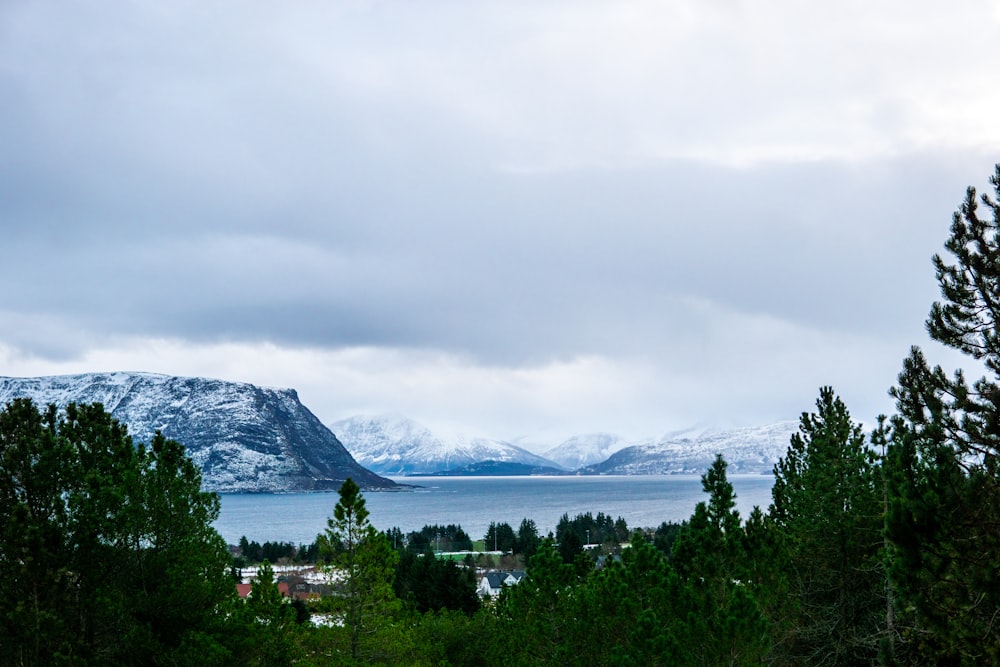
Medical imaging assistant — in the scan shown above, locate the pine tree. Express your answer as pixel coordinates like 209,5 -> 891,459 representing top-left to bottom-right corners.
490,538 -> 578,666
572,534 -> 684,666
886,164 -> 1000,663
236,560 -> 299,667
768,387 -> 885,666
0,400 -> 75,665
483,521 -> 516,553
0,400 -> 236,666
671,454 -> 769,666
672,454 -> 743,582
320,477 -> 399,661
516,518 -> 540,559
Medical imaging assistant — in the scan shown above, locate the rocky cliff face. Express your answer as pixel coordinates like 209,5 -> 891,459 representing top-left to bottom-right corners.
0,372 -> 396,492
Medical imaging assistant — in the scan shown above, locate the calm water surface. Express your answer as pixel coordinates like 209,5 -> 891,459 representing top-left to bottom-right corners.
214,475 -> 776,546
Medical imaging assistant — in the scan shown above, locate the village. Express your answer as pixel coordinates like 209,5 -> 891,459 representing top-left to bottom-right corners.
234,556 -> 528,604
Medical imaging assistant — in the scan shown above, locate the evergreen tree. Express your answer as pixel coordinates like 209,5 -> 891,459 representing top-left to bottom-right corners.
741,506 -> 793,662
558,529 -> 584,566
483,521 -> 516,553
769,387 -> 885,666
236,561 -> 299,667
653,520 -> 683,557
0,400 -> 236,666
555,511 -> 628,550
516,518 -> 541,559
407,523 -> 473,552
0,400 -> 76,665
490,539 -> 578,666
384,526 -> 405,551
319,477 -> 399,662
572,535 -> 684,666
672,454 -> 743,581
394,546 -> 479,615
671,454 -> 769,666
886,164 -> 1000,663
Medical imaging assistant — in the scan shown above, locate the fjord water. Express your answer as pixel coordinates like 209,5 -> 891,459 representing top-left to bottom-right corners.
214,474 -> 776,546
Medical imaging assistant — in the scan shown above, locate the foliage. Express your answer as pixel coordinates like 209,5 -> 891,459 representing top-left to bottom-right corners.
231,561 -> 301,667
0,399 -> 236,666
394,546 -> 480,615
479,518 -> 542,558
886,164 -> 1000,664
236,536 -> 319,565
489,539 -> 580,666
483,521 -> 517,552
406,523 -> 473,552
568,535 -> 685,666
318,477 -> 400,662
652,520 -> 683,557
769,387 -> 886,665
556,511 -> 629,549
670,454 -> 769,666
671,454 -> 743,580
516,518 -> 541,558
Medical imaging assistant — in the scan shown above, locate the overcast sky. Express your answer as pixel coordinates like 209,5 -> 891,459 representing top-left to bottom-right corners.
2,1 -> 999,447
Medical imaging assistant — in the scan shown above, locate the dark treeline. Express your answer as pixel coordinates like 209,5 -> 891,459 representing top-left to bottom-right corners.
235,536 -> 320,565
394,545 -> 480,616
233,524 -> 477,567
5,165 -> 1000,665
405,524 -> 473,552
483,517 -> 542,559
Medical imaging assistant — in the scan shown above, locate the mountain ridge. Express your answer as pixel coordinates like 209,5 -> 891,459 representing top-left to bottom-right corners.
332,414 -> 798,476
580,422 -> 798,475
330,414 -> 565,475
0,372 -> 396,493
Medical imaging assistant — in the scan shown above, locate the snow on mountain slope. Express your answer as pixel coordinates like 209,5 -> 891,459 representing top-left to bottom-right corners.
330,414 -> 565,475
580,422 -> 798,475
0,372 -> 396,492
541,432 -> 640,470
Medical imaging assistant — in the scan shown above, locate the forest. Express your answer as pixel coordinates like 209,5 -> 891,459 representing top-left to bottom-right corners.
3,165 -> 1000,665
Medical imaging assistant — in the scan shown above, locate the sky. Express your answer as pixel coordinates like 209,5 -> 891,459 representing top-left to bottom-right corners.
2,1 -> 1000,448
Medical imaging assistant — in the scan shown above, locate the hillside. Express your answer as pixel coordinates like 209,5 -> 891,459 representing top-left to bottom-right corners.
0,372 -> 396,492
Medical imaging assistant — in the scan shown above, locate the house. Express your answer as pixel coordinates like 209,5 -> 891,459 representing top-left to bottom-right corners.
236,581 -> 291,599
279,574 -> 323,601
477,570 -> 526,597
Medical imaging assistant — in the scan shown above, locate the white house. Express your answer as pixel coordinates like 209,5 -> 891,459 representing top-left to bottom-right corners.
477,570 -> 526,597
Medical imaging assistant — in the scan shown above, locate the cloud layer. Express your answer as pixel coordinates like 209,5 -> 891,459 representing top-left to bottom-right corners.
2,1 -> 999,444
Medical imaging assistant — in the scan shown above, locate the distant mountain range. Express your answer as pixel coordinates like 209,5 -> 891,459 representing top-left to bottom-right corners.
329,414 -> 563,475
332,415 -> 798,476
0,373 -> 396,493
578,423 -> 798,475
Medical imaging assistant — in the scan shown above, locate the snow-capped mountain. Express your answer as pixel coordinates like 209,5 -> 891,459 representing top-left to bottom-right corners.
330,414 -> 564,475
580,422 -> 798,475
541,432 -> 639,470
0,372 -> 396,492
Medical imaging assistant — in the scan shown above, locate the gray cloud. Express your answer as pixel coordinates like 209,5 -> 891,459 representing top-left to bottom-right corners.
2,0 -> 999,436
1,153 -> 978,360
